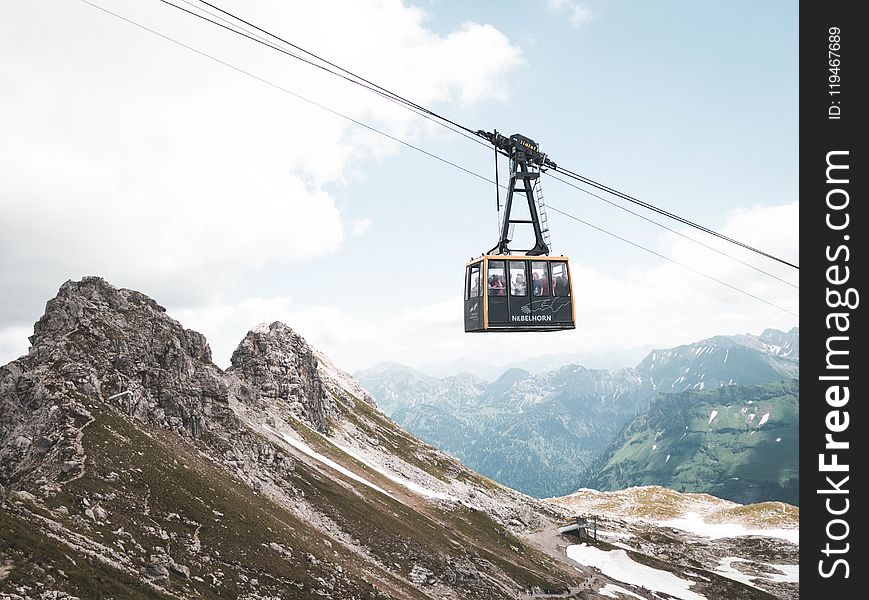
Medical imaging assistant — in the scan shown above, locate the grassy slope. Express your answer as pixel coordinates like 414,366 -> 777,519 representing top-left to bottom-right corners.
303,398 -> 580,592
3,394 -> 579,599
2,403 -> 418,599
0,510 -> 173,600
590,380 -> 799,504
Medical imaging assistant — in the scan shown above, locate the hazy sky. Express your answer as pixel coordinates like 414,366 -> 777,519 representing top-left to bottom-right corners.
0,0 -> 798,372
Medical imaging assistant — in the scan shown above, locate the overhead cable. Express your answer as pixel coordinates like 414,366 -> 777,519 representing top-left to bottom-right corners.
163,0 -> 798,271
75,0 -> 798,318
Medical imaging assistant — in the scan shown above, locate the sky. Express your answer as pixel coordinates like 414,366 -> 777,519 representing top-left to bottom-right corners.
0,0 -> 798,374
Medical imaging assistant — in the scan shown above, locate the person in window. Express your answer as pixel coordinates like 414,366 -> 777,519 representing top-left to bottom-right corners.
554,273 -> 568,296
513,273 -> 527,295
490,274 -> 506,296
533,271 -> 549,296
470,275 -> 480,297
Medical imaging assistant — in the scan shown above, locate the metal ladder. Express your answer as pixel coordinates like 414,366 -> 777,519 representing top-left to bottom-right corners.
533,176 -> 552,252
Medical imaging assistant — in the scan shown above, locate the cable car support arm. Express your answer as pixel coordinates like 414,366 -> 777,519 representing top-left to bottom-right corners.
477,131 -> 557,256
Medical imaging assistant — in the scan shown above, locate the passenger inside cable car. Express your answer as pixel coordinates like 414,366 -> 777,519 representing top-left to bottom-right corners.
512,270 -> 527,295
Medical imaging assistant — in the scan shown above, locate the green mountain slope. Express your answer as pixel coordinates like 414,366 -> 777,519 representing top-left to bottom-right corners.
586,380 -> 799,505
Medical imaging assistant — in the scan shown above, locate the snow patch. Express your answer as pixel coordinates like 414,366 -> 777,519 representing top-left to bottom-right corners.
328,437 -> 456,502
599,583 -> 645,599
715,557 -> 799,587
763,562 -> 799,583
708,410 -> 718,425
597,530 -> 634,542
758,412 -> 770,426
566,544 -> 706,600
269,427 -> 395,499
665,454 -> 671,463
714,557 -> 759,588
776,437 -> 782,442
657,512 -> 799,544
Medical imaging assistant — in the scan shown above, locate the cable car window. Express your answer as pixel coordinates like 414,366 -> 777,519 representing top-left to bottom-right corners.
469,266 -> 481,298
509,261 -> 528,296
551,262 -> 570,297
487,261 -> 506,296
531,261 -> 550,296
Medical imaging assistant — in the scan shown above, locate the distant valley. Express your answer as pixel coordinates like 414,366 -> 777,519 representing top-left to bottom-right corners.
356,328 -> 799,502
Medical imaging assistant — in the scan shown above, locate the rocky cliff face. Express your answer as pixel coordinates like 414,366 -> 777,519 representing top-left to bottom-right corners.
0,277 -> 234,488
228,321 -> 332,433
0,277 -> 592,599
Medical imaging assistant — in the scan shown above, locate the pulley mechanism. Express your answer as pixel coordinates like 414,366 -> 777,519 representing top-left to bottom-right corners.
477,131 -> 556,256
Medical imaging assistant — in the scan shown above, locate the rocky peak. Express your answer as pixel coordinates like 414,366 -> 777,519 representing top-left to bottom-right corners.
29,276 -> 213,365
228,321 -> 331,434
1,277 -> 234,486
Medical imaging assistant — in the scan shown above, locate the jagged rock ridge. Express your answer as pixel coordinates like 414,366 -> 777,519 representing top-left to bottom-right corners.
0,277 -> 598,599
228,322 -> 332,433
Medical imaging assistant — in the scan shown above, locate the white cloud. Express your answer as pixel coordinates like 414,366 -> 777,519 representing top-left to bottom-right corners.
0,0 -> 522,329
168,295 -> 457,371
138,202 -> 798,373
0,2 -> 797,375
545,0 -> 597,29
0,201 -> 798,371
569,5 -> 596,28
350,218 -> 373,236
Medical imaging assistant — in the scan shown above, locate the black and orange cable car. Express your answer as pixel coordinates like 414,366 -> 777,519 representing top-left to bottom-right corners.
465,132 -> 576,333
464,255 -> 574,332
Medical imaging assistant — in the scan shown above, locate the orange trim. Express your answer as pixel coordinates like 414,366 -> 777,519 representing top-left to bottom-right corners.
482,260 -> 489,330
565,259 -> 576,327
468,255 -> 575,331
465,254 -> 572,267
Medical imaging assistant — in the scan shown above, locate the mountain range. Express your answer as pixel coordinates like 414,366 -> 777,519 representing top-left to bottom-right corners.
0,278 -> 799,598
355,328 -> 799,500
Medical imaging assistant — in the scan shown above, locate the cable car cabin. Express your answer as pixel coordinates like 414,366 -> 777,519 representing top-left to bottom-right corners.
464,256 -> 575,332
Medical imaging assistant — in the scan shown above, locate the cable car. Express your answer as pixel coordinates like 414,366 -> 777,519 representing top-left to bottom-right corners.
465,255 -> 574,332
465,132 -> 576,332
